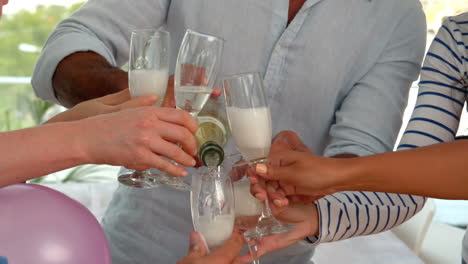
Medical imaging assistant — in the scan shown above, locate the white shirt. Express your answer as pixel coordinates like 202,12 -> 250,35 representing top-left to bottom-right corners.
32,0 -> 427,263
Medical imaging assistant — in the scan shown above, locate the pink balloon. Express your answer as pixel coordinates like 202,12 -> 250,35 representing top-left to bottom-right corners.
0,184 -> 111,264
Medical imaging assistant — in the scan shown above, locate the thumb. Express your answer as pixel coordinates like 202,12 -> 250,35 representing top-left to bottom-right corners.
186,232 -> 208,258
118,94 -> 159,110
207,232 -> 244,260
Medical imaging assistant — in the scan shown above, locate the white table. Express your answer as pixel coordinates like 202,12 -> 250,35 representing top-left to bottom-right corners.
44,183 -> 424,264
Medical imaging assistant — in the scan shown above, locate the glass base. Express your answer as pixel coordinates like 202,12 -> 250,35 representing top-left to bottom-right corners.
118,170 -> 156,189
255,216 -> 295,236
148,173 -> 191,192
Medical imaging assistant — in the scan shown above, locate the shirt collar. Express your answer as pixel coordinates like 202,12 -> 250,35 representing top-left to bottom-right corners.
302,0 -> 325,10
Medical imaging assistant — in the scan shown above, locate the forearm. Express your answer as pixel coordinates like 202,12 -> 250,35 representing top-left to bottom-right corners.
0,122 -> 89,187
343,140 -> 468,199
52,52 -> 127,107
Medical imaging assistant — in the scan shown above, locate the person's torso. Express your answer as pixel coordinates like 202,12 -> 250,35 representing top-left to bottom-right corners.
165,0 -> 413,155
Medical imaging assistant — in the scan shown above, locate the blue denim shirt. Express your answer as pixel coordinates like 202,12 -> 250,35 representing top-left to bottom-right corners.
32,0 -> 427,263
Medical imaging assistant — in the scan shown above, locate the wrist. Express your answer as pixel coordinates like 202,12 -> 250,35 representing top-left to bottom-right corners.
63,120 -> 95,165
335,157 -> 373,192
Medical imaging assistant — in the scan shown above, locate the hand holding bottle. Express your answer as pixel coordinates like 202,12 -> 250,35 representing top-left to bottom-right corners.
78,106 -> 198,176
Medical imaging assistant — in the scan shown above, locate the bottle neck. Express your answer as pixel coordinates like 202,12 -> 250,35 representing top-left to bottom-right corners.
199,141 -> 224,168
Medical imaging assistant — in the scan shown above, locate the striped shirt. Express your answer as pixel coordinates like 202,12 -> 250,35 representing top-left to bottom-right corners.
396,12 -> 468,262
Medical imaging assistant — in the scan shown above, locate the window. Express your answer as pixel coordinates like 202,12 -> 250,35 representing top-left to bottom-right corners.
0,1 -> 119,183
0,1 -> 84,131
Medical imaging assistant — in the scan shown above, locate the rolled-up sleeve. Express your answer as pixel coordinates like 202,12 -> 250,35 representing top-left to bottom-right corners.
32,0 -> 170,104
323,5 -> 426,158
312,3 -> 428,243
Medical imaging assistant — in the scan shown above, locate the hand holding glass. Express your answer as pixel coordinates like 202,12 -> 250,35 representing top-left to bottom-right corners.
223,72 -> 295,237
118,28 -> 171,188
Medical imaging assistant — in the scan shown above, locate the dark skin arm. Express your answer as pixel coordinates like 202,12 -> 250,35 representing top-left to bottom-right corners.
256,140 -> 468,200
52,51 -> 177,108
52,52 -> 128,107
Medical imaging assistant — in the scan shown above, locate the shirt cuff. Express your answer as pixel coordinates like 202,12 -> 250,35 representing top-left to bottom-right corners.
304,200 -> 324,244
32,32 -> 117,105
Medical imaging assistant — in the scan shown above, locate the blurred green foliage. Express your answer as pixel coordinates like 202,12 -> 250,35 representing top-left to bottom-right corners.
0,3 -> 114,183
0,3 -> 84,76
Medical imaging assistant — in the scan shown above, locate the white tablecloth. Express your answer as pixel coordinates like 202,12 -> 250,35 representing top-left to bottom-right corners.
44,183 -> 424,264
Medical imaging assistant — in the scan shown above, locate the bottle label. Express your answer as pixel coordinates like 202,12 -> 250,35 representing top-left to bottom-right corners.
196,116 -> 227,147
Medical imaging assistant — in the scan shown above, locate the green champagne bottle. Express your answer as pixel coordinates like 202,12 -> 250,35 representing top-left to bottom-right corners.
195,95 -> 229,168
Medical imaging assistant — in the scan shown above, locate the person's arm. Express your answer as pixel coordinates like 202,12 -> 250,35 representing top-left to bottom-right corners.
0,122 -> 91,187
303,2 -> 427,245
365,15 -> 467,198
343,140 -> 468,199
0,106 -> 198,188
259,14 -> 468,197
52,52 -> 128,107
32,0 -> 170,107
251,14 -> 467,255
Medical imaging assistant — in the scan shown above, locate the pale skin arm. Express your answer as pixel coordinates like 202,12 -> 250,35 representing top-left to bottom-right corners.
0,121 -> 94,187
0,97 -> 198,188
256,140 -> 468,201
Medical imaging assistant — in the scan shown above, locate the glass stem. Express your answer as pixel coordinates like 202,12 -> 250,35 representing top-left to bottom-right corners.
258,176 -> 273,218
261,199 -> 273,218
246,235 -> 261,264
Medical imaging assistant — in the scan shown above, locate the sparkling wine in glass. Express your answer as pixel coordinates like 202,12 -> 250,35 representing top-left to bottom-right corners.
191,166 -> 235,252
175,30 -> 224,116
223,72 -> 295,237
154,29 -> 224,191
224,153 -> 263,264
118,28 -> 171,188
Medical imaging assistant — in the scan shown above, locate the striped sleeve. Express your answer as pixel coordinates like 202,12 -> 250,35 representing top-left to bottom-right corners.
398,15 -> 467,150
307,192 -> 426,243
308,15 -> 467,244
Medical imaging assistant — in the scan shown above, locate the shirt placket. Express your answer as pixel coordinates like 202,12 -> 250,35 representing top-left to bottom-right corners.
263,0 -> 324,100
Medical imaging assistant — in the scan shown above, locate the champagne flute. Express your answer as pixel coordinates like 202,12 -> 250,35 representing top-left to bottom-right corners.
118,28 -> 171,188
223,72 -> 295,236
190,165 -> 235,252
225,153 -> 263,264
154,29 -> 224,191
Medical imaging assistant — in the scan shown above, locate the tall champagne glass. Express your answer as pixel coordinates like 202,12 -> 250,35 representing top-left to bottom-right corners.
118,28 -> 171,188
191,166 -> 235,252
155,29 -> 224,191
224,153 -> 262,264
223,72 -> 295,236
